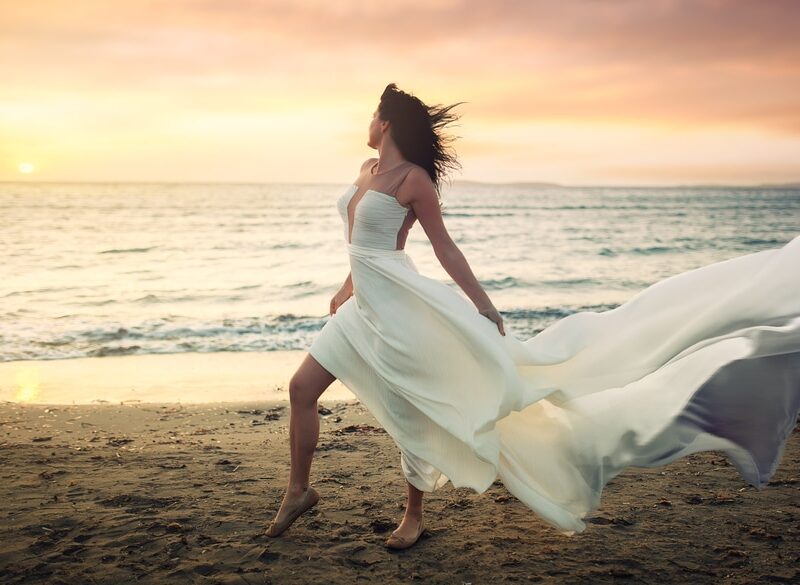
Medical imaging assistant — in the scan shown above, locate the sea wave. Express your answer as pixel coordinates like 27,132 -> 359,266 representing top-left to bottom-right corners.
0,305 -> 617,362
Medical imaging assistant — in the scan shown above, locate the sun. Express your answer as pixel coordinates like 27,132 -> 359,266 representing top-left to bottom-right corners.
19,162 -> 35,174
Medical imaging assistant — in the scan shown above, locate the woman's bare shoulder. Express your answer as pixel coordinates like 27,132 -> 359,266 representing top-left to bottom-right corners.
396,164 -> 437,208
360,157 -> 379,173
403,164 -> 435,191
353,158 -> 379,185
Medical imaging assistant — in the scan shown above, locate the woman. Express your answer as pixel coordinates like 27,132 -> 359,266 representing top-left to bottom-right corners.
266,83 -> 800,550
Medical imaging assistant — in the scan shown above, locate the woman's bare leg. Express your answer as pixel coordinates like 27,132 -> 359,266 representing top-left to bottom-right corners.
266,353 -> 335,535
391,479 -> 425,539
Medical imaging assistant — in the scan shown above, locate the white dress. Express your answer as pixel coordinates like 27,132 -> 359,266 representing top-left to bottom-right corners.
308,162 -> 800,536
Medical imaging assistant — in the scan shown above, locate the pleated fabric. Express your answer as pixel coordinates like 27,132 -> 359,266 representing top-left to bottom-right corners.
308,182 -> 800,535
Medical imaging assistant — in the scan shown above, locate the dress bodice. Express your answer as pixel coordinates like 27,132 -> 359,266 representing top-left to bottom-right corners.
337,162 -> 416,251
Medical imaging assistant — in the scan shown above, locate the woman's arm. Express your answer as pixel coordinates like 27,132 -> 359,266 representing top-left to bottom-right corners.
434,246 -> 493,309
330,271 -> 354,315
401,169 -> 505,335
342,270 -> 353,294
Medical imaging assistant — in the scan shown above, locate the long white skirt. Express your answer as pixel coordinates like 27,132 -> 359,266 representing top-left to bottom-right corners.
308,236 -> 800,535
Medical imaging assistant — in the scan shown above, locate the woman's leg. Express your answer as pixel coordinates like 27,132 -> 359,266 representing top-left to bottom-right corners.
391,479 -> 425,539
266,353 -> 335,535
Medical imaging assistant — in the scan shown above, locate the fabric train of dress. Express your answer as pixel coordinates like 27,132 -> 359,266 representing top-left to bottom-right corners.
308,180 -> 800,536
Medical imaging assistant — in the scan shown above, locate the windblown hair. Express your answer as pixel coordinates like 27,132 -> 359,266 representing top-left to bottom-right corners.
378,83 -> 465,202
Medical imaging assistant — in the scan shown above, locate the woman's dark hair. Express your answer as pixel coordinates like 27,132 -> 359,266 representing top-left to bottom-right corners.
378,83 -> 466,201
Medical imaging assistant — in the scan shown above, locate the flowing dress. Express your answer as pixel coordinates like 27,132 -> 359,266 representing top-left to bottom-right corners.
308,161 -> 800,535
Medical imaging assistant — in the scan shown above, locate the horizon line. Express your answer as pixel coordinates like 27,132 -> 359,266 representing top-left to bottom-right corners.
2,179 -> 799,189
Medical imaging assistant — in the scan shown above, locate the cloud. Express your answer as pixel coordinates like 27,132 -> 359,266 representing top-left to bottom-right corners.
2,1 -> 798,182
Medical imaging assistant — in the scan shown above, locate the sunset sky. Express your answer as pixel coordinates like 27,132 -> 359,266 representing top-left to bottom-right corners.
2,0 -> 799,186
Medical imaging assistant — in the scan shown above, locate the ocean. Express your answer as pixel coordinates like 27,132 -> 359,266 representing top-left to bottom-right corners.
2,181 -> 799,364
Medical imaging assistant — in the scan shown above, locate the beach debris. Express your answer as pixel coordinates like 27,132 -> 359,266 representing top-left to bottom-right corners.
157,462 -> 187,469
236,409 -> 263,415
32,436 -> 53,442
215,458 -> 241,472
264,406 -> 286,420
107,437 -> 134,446
316,439 -> 357,452
333,424 -> 386,435
317,405 -> 332,415
39,469 -> 66,481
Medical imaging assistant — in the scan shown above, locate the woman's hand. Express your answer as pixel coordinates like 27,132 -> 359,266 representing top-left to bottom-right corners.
329,286 -> 353,315
477,304 -> 506,336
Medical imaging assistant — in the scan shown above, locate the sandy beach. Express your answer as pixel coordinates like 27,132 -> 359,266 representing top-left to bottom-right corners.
1,398 -> 797,585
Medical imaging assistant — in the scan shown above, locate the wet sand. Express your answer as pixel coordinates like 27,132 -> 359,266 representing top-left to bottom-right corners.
0,351 -> 355,405
0,399 -> 797,584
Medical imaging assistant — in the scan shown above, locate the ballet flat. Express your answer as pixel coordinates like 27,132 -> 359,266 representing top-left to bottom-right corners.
386,519 -> 425,550
265,486 -> 320,537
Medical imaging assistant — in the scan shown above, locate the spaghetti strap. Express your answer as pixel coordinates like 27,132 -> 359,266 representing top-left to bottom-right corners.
384,163 -> 415,197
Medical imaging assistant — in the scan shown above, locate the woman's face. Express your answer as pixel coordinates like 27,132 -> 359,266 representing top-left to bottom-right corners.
367,107 -> 387,150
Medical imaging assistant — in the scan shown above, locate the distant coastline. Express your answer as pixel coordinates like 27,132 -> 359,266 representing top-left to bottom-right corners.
2,179 -> 800,189
453,180 -> 800,189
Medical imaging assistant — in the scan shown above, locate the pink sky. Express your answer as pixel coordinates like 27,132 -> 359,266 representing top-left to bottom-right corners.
2,0 -> 799,185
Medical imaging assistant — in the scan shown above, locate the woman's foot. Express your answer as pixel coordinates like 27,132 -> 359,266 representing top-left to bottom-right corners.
386,513 -> 425,550
265,485 -> 320,537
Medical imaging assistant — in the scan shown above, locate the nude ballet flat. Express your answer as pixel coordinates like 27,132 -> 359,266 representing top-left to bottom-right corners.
265,486 -> 320,537
386,518 -> 425,550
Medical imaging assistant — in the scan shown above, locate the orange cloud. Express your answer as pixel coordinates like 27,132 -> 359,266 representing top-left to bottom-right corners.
1,0 -> 798,184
